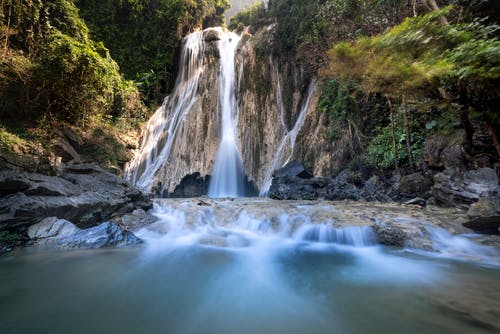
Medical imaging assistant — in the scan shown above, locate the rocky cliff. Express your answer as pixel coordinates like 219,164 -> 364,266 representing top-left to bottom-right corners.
126,26 -> 333,196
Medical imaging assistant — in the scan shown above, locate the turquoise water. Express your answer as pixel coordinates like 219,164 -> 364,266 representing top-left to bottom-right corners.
1,240 -> 499,334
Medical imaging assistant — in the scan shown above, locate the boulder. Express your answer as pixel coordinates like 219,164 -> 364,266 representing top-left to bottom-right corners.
372,224 -> 409,247
432,167 -> 498,209
324,174 -> 360,201
360,176 -> 392,202
423,132 -> 466,169
0,164 -> 152,229
54,222 -> 142,249
272,160 -> 313,179
269,176 -> 322,200
115,209 -> 158,231
397,172 -> 434,199
50,137 -> 80,163
28,217 -> 80,239
464,188 -> 500,234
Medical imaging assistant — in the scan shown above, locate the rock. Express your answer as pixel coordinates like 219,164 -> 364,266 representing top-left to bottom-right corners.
50,137 -> 80,163
61,127 -> 83,148
360,175 -> 392,202
203,28 -> 221,42
0,164 -> 152,230
372,224 -> 409,247
423,132 -> 466,169
54,222 -> 142,249
464,188 -> 500,234
324,173 -> 360,201
116,209 -> 158,231
269,176 -> 320,200
272,160 -> 313,179
169,173 -> 211,198
432,167 -> 498,209
28,217 -> 80,239
0,171 -> 30,195
404,197 -> 427,207
397,172 -> 434,199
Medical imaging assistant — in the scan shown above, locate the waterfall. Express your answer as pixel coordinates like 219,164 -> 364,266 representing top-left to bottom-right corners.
208,32 -> 246,198
259,75 -> 317,196
124,31 -> 205,193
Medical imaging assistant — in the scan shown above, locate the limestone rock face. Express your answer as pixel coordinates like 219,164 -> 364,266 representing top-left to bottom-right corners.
125,26 -> 331,196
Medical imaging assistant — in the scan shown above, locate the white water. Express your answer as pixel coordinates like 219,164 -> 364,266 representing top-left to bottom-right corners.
208,32 -> 246,198
125,31 -> 205,192
260,68 -> 317,196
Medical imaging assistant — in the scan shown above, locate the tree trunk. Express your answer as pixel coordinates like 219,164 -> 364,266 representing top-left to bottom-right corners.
422,0 -> 449,25
387,98 -> 400,175
460,109 -> 474,154
402,97 -> 414,171
486,122 -> 500,158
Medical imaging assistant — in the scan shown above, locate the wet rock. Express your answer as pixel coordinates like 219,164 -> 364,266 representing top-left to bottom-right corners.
28,217 -> 80,239
464,188 -> 500,234
432,167 -> 498,209
372,224 -> 409,247
0,164 -> 152,229
397,172 -> 434,199
55,222 -> 142,249
272,160 -> 313,179
404,197 -> 427,207
169,173 -> 211,198
115,209 -> 158,231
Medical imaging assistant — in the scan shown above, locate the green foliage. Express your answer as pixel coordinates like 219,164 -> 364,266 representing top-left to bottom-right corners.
366,112 -> 424,168
76,0 -> 229,103
0,0 -> 146,125
318,79 -> 358,140
228,2 -> 269,31
328,7 -> 500,111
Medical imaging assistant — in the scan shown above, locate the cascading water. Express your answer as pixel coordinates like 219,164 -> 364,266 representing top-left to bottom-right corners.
208,32 -> 246,198
259,68 -> 317,196
125,31 -> 205,193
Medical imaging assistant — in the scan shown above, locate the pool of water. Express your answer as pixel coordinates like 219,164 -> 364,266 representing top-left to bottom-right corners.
1,237 -> 499,334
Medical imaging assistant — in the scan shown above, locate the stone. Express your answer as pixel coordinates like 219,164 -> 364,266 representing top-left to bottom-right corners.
0,164 -> 152,230
372,224 -> 409,247
423,132 -> 466,169
169,173 -> 211,198
117,209 -> 158,231
404,197 -> 427,207
272,160 -> 313,179
464,188 -> 500,234
51,137 -> 80,163
397,172 -> 434,199
0,171 -> 30,195
54,222 -> 142,249
28,217 -> 80,239
432,167 -> 498,209
360,176 -> 392,202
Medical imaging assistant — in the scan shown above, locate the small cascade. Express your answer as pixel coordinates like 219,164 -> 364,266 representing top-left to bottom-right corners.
425,227 -> 499,264
125,31 -> 205,192
293,224 -> 377,247
260,73 -> 317,196
208,32 -> 246,198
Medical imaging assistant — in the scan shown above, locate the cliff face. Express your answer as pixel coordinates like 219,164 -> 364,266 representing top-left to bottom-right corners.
126,26 -> 333,195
